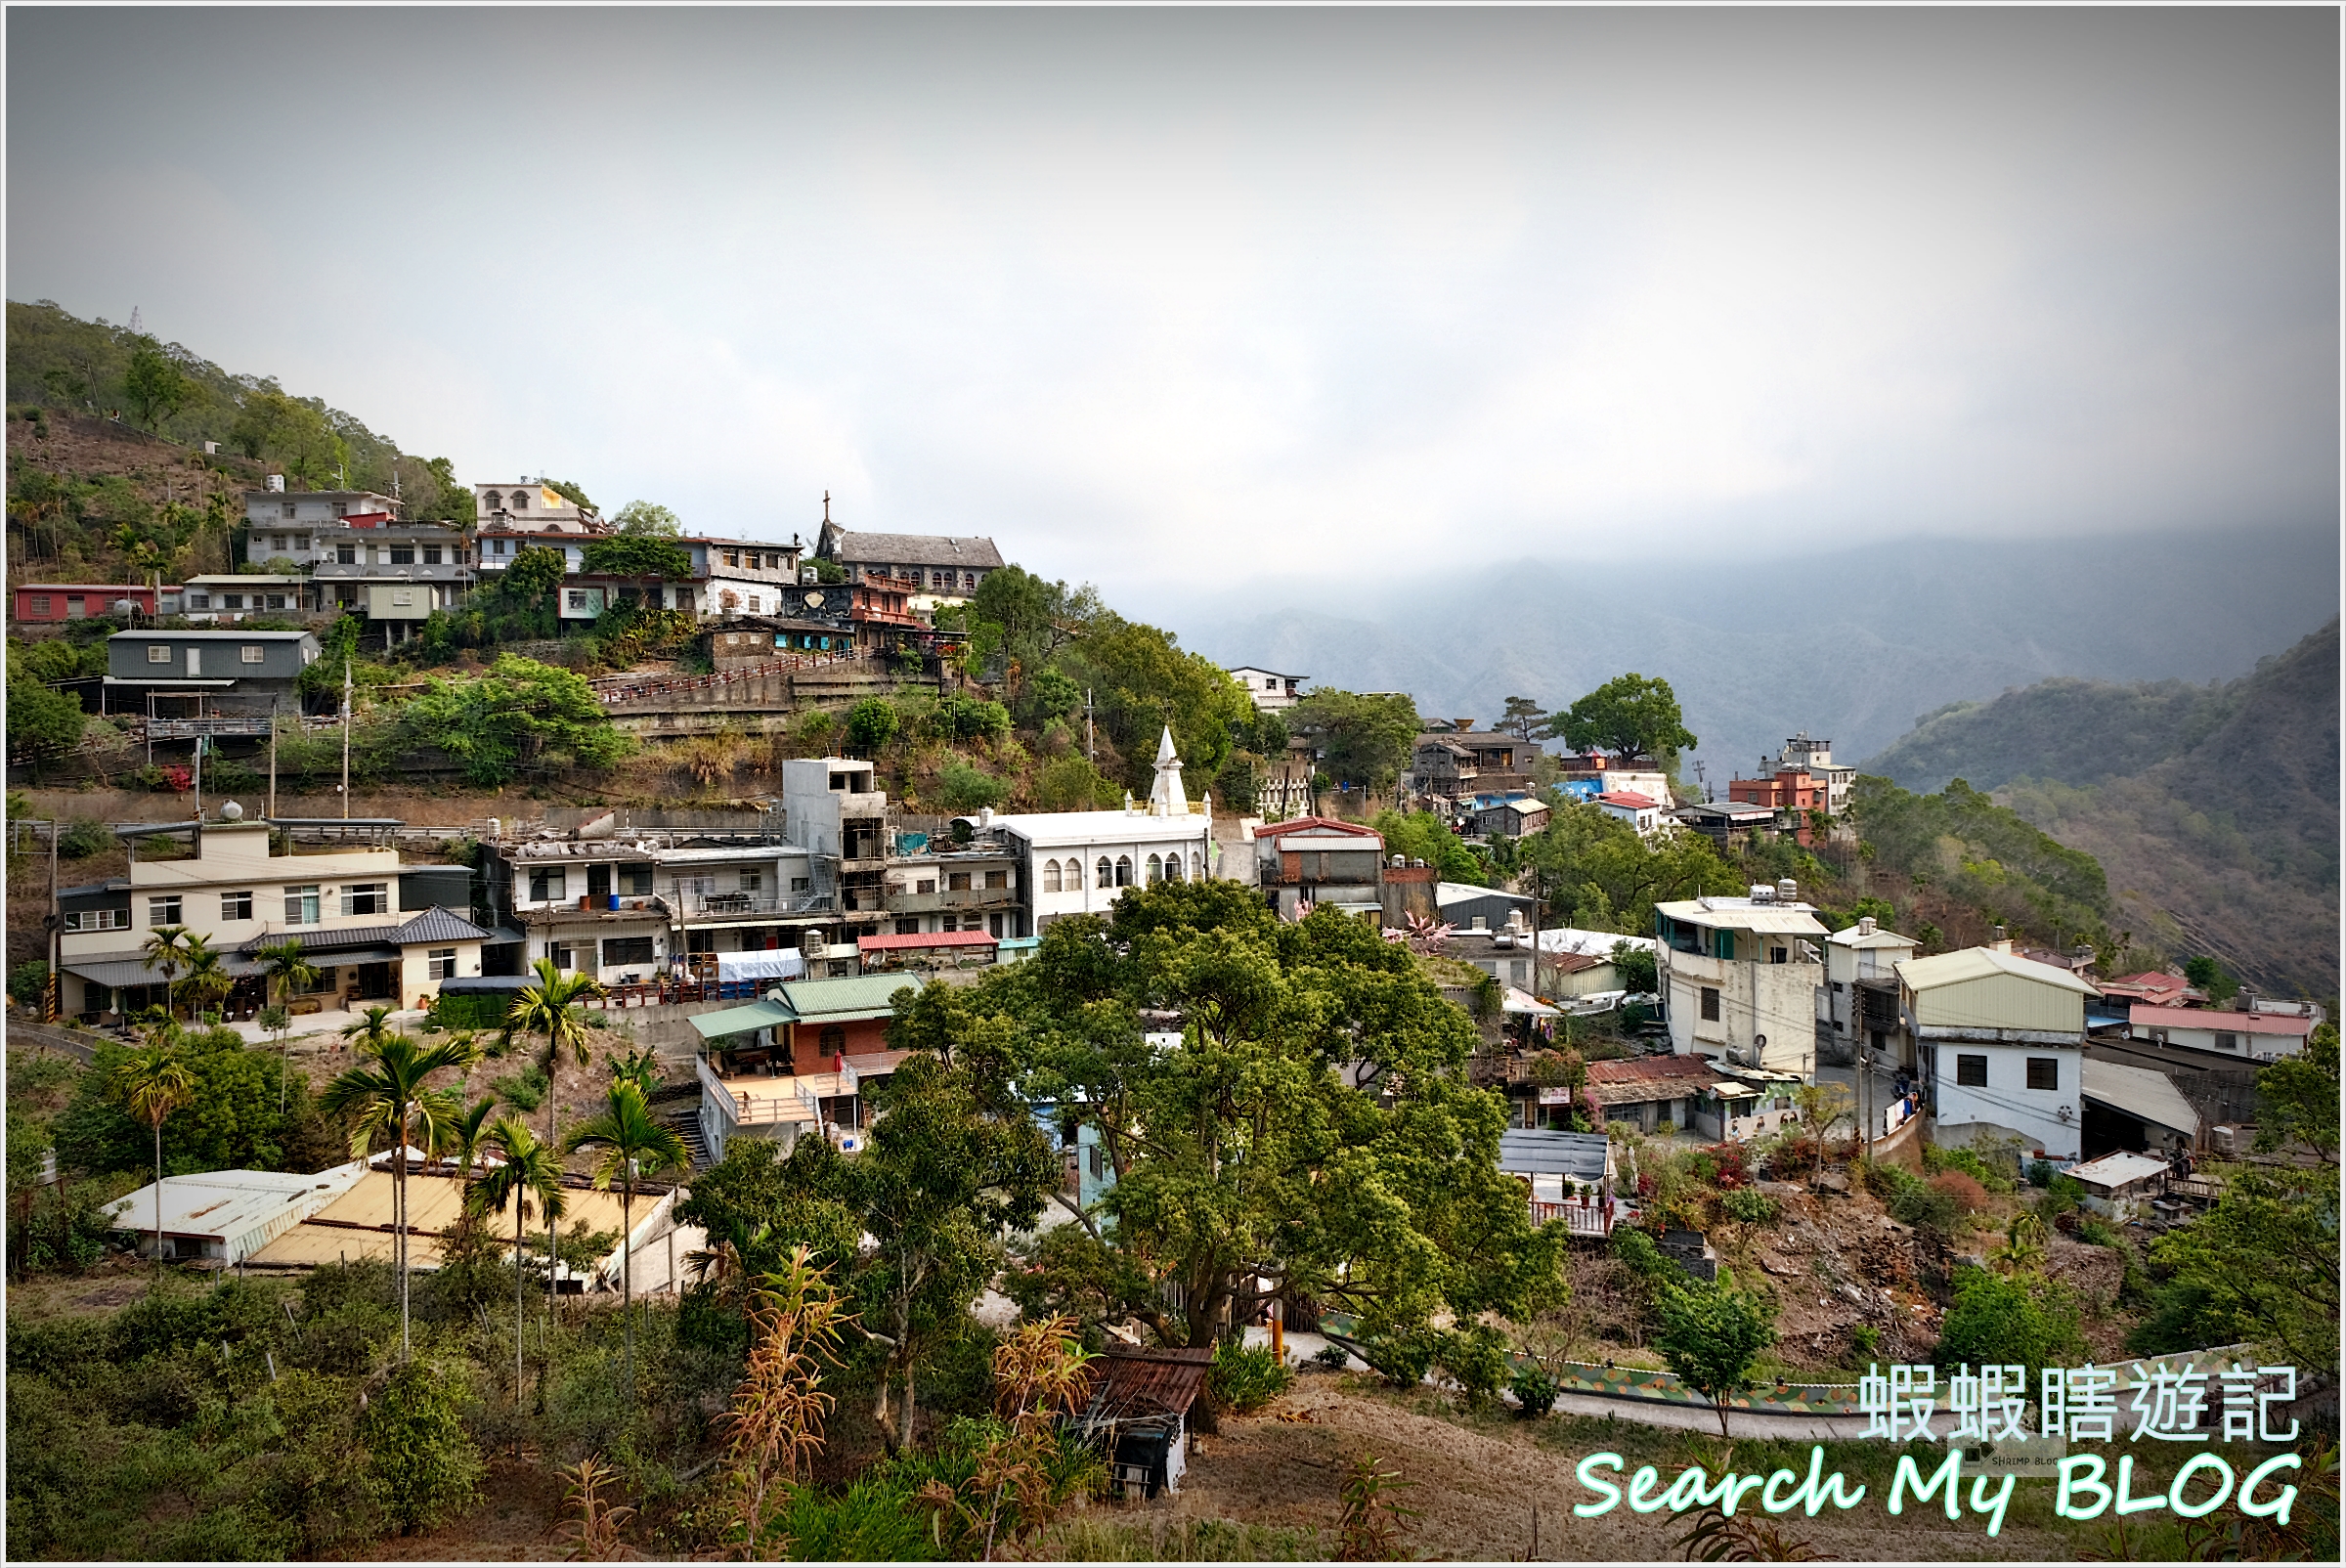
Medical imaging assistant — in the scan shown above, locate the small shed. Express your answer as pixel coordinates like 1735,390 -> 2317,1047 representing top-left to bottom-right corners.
2067,1150 -> 2172,1221
1071,1346 -> 1213,1498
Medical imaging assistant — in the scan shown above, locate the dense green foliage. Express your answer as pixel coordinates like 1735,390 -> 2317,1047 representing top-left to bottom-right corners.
1933,1266 -> 2088,1371
1288,688 -> 1421,796
51,1026 -> 340,1179
1848,775 -> 2113,948
1207,1337 -> 1297,1414
1866,676 -> 2235,797
1653,1281 -> 1776,1435
400,655 -> 635,786
946,881 -> 1569,1347
4,673 -> 86,761
1546,672 -> 1698,762
1515,798 -> 1745,933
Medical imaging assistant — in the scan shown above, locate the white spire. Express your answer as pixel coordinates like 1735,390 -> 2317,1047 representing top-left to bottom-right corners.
1147,725 -> 1185,815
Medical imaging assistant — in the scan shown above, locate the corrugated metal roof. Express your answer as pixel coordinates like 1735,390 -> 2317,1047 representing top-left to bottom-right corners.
65,953 -> 268,986
2130,1004 -> 2310,1036
1897,946 -> 2100,996
1656,898 -> 1830,936
2082,1059 -> 2201,1136
779,972 -> 922,1020
691,1000 -> 792,1040
2067,1150 -> 2172,1192
1087,1346 -> 1212,1420
1496,1128 -> 1610,1180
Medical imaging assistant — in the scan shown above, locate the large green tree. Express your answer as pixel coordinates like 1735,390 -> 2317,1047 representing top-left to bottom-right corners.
2147,1024 -> 2338,1372
564,1080 -> 688,1399
401,656 -> 634,786
610,500 -> 676,535
5,677 -> 87,763
939,882 -> 1568,1357
1058,614 -> 1254,794
1547,673 -> 1697,763
1516,800 -> 1743,932
1288,688 -> 1422,798
121,338 -> 199,429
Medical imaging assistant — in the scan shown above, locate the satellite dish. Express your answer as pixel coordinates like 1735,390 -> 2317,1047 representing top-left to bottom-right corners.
221,801 -> 243,821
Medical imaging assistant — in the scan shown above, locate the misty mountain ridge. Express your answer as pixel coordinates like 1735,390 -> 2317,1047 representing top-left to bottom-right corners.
1869,621 -> 2339,999
1178,522 -> 2337,772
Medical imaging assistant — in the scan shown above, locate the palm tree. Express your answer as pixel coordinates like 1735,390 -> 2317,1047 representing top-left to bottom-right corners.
564,1080 -> 687,1399
178,935 -> 232,1023
256,937 -> 319,1014
506,957 -> 604,1290
108,1036 -> 195,1279
471,1115 -> 568,1399
342,1004 -> 399,1054
321,1032 -> 482,1358
444,1095 -> 499,1185
141,924 -> 196,1021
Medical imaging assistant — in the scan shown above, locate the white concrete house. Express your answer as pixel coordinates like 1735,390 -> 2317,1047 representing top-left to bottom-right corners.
1821,916 -> 1922,1065
1898,942 -> 2095,1162
1227,666 -> 1307,712
1655,886 -> 1828,1078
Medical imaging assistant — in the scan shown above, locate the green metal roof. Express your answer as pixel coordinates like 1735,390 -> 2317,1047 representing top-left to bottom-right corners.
777,972 -> 921,1022
689,1000 -> 792,1040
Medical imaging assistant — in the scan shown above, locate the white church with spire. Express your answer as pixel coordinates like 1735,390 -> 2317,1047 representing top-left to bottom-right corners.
962,725 -> 1222,936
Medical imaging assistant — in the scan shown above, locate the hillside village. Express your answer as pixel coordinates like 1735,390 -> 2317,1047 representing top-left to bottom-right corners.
5,311 -> 2337,1561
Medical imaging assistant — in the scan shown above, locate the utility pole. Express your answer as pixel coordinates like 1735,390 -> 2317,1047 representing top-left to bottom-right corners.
267,708 -> 279,822
47,818 -> 61,1022
193,731 -> 204,821
1083,687 -> 1096,762
340,658 -> 353,819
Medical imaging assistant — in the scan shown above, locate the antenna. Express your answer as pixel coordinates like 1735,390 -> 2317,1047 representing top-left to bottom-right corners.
128,305 -> 143,335
1084,688 -> 1097,762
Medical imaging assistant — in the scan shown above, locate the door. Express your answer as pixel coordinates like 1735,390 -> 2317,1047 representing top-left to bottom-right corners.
186,645 -> 200,675
355,962 -> 395,1000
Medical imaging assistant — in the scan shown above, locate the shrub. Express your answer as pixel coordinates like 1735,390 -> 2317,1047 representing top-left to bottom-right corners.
1435,1325 -> 1510,1407
1923,1143 -> 2016,1194
1934,1267 -> 2086,1371
1208,1337 -> 1295,1415
844,696 -> 899,756
2076,1216 -> 2122,1248
57,817 -> 116,858
1926,1171 -> 1989,1216
935,761 -> 1008,814
1890,1180 -> 1963,1234
1361,1328 -> 1438,1389
360,1359 -> 485,1534
9,958 -> 51,1008
1508,1363 -> 1560,1419
2026,1158 -> 2056,1188
1312,1342 -> 1351,1372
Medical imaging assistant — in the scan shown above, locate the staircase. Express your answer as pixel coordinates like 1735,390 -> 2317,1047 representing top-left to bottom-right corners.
668,1110 -> 713,1173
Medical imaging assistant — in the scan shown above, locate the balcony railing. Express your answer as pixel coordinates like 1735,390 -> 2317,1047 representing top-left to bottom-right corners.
1530,1198 -> 1621,1237
674,893 -> 836,919
885,886 -> 1018,914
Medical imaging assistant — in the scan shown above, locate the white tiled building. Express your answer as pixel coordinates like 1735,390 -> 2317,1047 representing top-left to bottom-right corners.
1654,885 -> 1828,1078
1899,942 -> 2093,1162
983,729 -> 1218,936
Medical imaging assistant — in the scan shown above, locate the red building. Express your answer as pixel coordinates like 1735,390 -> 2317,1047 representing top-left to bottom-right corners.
1727,766 -> 1822,845
14,584 -> 179,623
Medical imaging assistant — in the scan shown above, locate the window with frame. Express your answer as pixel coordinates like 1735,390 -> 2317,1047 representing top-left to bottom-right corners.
283,886 -> 321,925
1096,857 -> 1112,889
149,895 -> 183,927
547,942 -> 573,970
738,869 -> 762,893
65,908 -> 129,932
2025,1058 -> 2060,1091
266,594 -> 287,610
391,589 -> 413,607
241,644 -> 265,664
1956,1054 -> 1988,1087
343,883 -> 389,917
336,544 -> 357,564
1114,855 -> 1133,888
422,544 -> 443,565
791,876 -> 811,893
293,535 -> 311,550
1769,945 -> 1789,964
282,502 -> 296,519
948,872 -> 972,892
270,534 -> 288,551
1042,860 -> 1062,893
1699,986 -> 1721,1022
220,891 -> 253,921
567,590 -> 589,611
147,642 -> 172,664
984,869 -> 1008,890
619,863 -> 653,896
1146,853 -> 1163,883
390,545 -> 414,565
29,594 -> 50,616
528,867 -> 567,901
602,936 -> 655,967
896,918 -> 922,936
222,593 -> 245,610
723,550 -> 740,568
427,948 -> 457,980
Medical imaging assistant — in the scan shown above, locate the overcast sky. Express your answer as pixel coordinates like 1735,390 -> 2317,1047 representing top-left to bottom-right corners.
8,7 -> 2336,620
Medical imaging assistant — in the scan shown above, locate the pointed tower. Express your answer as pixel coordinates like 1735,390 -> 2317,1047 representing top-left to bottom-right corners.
1147,725 -> 1186,816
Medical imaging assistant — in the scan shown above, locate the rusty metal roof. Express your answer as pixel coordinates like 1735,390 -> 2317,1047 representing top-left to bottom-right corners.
1086,1346 -> 1212,1420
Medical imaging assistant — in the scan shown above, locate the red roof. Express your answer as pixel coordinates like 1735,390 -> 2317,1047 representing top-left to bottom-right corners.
1594,791 -> 1660,809
858,931 -> 999,952
1255,815 -> 1382,840
2130,1004 -> 2311,1037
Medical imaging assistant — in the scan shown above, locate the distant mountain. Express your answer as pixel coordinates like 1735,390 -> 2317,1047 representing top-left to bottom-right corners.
1871,621 -> 2338,999
1177,522 -> 2339,778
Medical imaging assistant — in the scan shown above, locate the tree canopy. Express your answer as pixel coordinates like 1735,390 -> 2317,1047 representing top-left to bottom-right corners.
611,500 -> 678,536
580,535 -> 692,580
895,880 -> 1569,1349
401,656 -> 635,786
1289,688 -> 1422,796
1548,673 -> 1697,762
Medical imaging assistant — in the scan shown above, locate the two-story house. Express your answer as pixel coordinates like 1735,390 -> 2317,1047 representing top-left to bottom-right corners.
1820,916 -> 1921,1067
685,536 -> 805,618
1408,730 -> 1530,806
308,521 -> 473,630
1655,882 -> 1828,1077
1728,762 -> 1824,846
105,629 -> 320,720
1228,667 -> 1307,713
1591,791 -> 1667,836
1555,752 -> 1677,810
1252,816 -> 1383,920
815,515 -> 1004,613
240,483 -> 402,558
58,813 -> 484,1023
884,829 -> 1022,939
1898,940 -> 2095,1162
180,575 -> 319,623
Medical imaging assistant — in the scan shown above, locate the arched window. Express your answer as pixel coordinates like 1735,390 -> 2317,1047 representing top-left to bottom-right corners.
1162,852 -> 1182,884
510,491 -> 528,508
1114,855 -> 1133,888
1042,860 -> 1062,893
1146,852 -> 1163,884
480,490 -> 501,510
1096,857 -> 1112,890
1192,853 -> 1204,880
